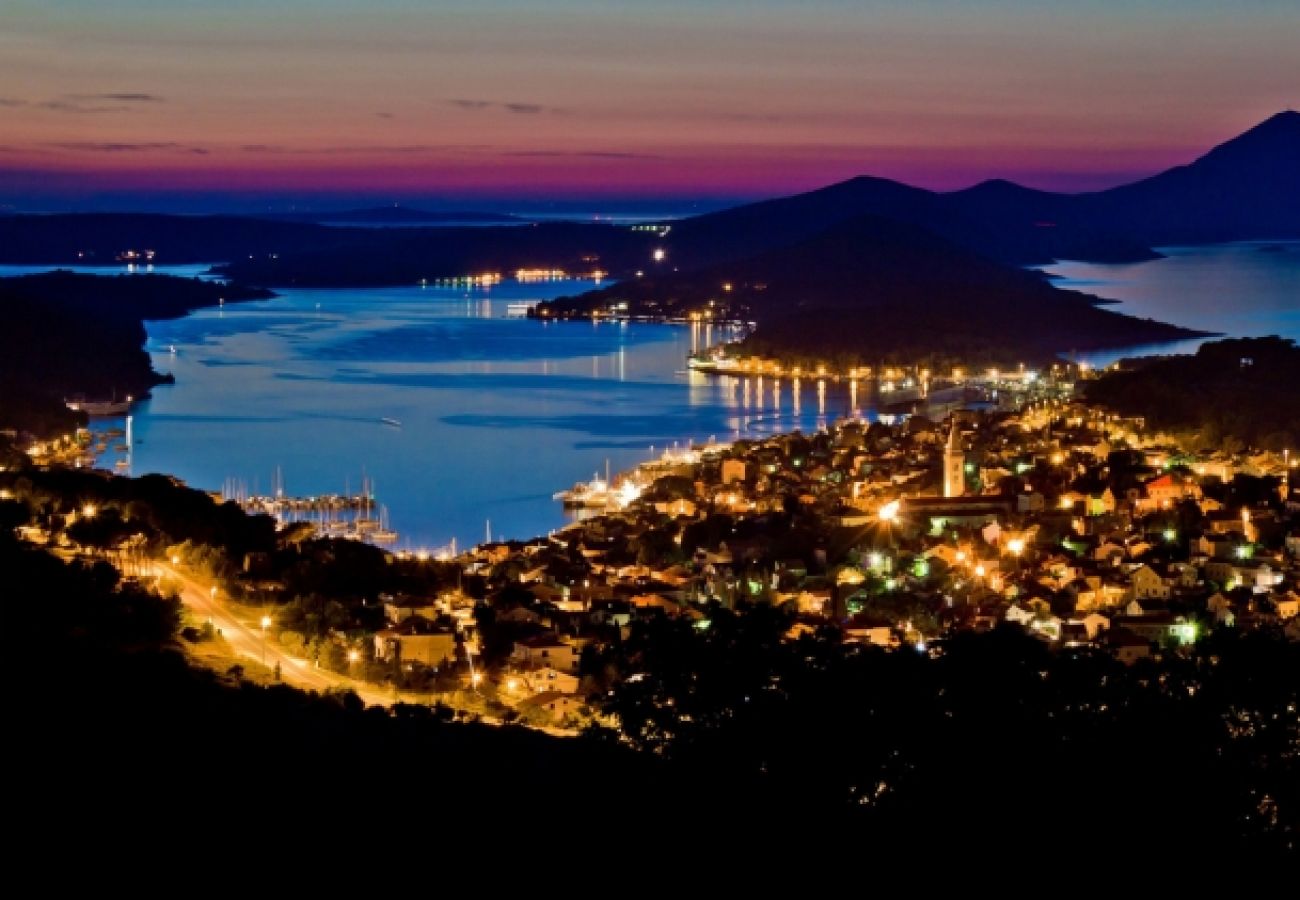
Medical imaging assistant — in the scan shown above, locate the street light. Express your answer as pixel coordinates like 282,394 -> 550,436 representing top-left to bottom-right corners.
260,615 -> 272,665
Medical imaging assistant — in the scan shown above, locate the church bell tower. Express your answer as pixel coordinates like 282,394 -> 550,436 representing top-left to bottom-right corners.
943,421 -> 965,498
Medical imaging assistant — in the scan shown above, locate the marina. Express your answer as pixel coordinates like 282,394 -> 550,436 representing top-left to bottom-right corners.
218,470 -> 401,548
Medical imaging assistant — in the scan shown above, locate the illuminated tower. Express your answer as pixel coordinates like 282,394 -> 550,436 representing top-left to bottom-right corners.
943,421 -> 965,498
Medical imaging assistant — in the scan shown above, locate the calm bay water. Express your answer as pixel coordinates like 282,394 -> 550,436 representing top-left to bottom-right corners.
1043,240 -> 1300,367
8,239 -> 1297,549
18,270 -> 858,550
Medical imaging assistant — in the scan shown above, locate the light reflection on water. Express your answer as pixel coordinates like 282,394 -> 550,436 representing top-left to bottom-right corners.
1040,240 -> 1300,367
9,239 -> 1294,550
106,278 -> 867,550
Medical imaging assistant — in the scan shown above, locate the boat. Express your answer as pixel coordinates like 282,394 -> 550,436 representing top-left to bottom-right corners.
380,417 -> 402,428
554,476 -> 611,508
352,473 -> 380,532
66,395 -> 133,416
687,351 -> 740,372
370,506 -> 398,544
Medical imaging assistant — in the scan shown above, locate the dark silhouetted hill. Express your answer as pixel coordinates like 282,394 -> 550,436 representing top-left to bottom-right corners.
2,114 -> 1294,285
0,213 -> 376,265
0,272 -> 271,435
538,216 -> 1207,368
262,206 -> 525,225
1085,336 -> 1300,449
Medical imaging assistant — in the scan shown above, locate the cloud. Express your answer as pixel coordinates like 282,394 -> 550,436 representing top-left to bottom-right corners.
49,141 -> 207,155
37,100 -> 126,113
447,98 -> 557,115
238,143 -> 490,156
375,111 -> 394,119
505,150 -> 661,160
2,92 -> 164,113
68,92 -> 163,103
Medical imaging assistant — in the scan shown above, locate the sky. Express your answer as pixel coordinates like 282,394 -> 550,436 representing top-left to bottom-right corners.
1,0 -> 1296,212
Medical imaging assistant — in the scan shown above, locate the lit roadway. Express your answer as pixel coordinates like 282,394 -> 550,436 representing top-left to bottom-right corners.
154,561 -> 393,707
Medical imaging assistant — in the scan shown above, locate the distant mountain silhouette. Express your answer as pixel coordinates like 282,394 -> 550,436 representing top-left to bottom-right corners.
949,110 -> 1300,248
0,213 -> 376,265
1,112 -> 1295,281
538,216 -> 1208,367
262,206 -> 524,225
1076,110 -> 1300,243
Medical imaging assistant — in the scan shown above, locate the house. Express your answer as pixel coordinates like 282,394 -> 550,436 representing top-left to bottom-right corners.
522,666 -> 580,695
1106,628 -> 1153,665
1127,565 -> 1170,602
720,459 -> 747,484
842,620 -> 893,647
512,634 -> 581,673
1094,541 -> 1125,566
1285,532 -> 1300,558
1198,534 -> 1240,560
654,498 -> 698,518
795,588 -> 832,616
1204,558 -> 1285,593
373,617 -> 457,667
1072,576 -> 1126,612
383,596 -> 439,624
1005,604 -> 1035,626
1142,473 -> 1201,510
1206,592 -> 1236,626
1075,612 -> 1111,639
519,691 -> 585,723
1271,592 -> 1300,621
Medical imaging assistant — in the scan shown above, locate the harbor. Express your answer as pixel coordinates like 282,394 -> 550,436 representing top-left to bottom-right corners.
221,471 -> 400,548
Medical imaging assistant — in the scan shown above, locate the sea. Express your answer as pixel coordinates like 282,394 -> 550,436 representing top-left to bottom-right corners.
4,239 -> 1296,550
1042,240 -> 1300,367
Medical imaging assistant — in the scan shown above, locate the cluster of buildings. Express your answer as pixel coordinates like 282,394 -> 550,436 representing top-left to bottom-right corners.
356,396 -> 1299,723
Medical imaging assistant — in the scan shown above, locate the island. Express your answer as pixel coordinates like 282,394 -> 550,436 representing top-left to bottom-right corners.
532,215 -> 1210,369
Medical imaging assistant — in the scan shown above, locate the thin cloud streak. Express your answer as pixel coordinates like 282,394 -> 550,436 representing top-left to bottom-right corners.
447,98 -> 557,115
48,141 -> 208,155
505,150 -> 661,160
68,93 -> 163,103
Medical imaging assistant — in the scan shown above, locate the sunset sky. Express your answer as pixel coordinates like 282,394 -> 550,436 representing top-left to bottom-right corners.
2,0 -> 1297,212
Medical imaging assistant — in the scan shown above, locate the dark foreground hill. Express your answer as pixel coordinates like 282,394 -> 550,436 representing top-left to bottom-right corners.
536,216 -> 1207,368
2,500 -> 1294,862
0,272 -> 271,435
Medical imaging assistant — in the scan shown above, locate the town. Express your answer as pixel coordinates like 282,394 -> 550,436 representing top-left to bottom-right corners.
8,367 -> 1298,733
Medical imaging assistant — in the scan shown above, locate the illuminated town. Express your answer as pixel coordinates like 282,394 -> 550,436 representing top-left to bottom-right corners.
1,0 -> 1296,861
